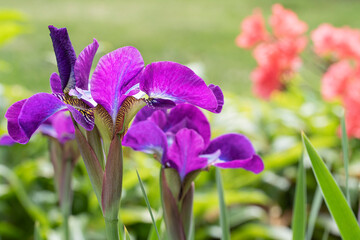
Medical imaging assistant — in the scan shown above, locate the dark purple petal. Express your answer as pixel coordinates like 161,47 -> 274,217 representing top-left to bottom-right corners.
146,98 -> 176,109
139,62 -> 220,113
0,135 -> 16,146
167,129 -> 207,180
91,46 -> 144,121
204,134 -> 264,174
208,84 -> 224,113
75,39 -> 99,90
122,120 -> 167,163
5,99 -> 29,144
133,106 -> 158,124
50,73 -> 63,93
48,25 -> 77,91
166,104 -> 211,146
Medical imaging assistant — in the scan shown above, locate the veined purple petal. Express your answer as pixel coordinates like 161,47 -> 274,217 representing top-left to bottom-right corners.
167,129 -> 207,180
0,135 -> 16,146
50,73 -> 63,93
204,134 -> 264,174
49,25 -> 76,91
75,39 -> 99,90
208,84 -> 224,113
166,104 -> 211,146
91,46 -> 144,121
139,62 -> 220,113
5,99 -> 28,144
122,120 -> 167,162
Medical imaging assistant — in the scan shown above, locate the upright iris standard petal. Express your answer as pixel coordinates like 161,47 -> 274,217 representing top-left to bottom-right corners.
5,99 -> 28,144
139,62 -> 221,113
48,25 -> 77,91
91,46 -> 144,122
204,134 -> 264,174
50,73 -> 63,93
167,129 -> 208,180
74,39 -> 99,90
166,104 -> 211,146
122,120 -> 168,162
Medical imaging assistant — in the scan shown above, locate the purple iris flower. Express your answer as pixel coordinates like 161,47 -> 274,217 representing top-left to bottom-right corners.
0,135 -> 16,146
123,104 -> 264,181
5,25 -> 98,144
90,47 -> 224,140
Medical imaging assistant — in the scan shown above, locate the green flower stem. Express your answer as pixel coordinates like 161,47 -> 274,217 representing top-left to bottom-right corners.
105,218 -> 119,240
60,160 -> 73,240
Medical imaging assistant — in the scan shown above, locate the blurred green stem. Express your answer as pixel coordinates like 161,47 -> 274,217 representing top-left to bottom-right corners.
105,218 -> 119,240
60,160 -> 72,240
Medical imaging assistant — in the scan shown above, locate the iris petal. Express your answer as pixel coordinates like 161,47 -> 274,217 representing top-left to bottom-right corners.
0,135 -> 16,146
91,46 -> 144,121
166,104 -> 211,146
5,99 -> 28,144
48,25 -> 77,91
74,39 -> 99,90
50,73 -> 63,93
139,61 -> 221,113
167,129 -> 207,180
204,133 -> 264,174
122,120 -> 168,162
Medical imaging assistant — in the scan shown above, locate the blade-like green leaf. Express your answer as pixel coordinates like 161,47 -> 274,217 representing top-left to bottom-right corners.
302,133 -> 360,240
306,187 -> 323,240
216,168 -> 231,240
292,154 -> 306,240
341,116 -> 350,205
136,169 -> 160,240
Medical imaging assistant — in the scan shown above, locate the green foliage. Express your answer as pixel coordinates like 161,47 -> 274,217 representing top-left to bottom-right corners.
292,155 -> 306,240
303,133 -> 360,240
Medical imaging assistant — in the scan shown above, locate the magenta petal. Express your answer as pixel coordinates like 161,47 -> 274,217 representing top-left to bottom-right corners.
91,46 -> 144,120
208,84 -> 224,113
5,99 -> 29,144
17,93 -> 68,140
75,39 -> 99,90
139,62 -> 220,113
122,120 -> 167,162
204,134 -> 264,174
48,25 -> 76,90
214,154 -> 264,174
50,73 -> 63,93
167,129 -> 207,180
167,104 -> 211,146
0,135 -> 16,146
41,111 -> 75,143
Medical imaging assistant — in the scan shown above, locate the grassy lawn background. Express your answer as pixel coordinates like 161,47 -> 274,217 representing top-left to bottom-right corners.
1,0 -> 360,95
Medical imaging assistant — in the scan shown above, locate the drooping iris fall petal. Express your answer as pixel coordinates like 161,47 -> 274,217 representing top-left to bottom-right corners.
122,120 -> 168,162
139,62 -> 222,113
5,99 -> 28,144
203,133 -> 264,174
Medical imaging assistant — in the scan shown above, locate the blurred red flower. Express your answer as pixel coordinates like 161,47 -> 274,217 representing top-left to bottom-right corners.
236,4 -> 307,99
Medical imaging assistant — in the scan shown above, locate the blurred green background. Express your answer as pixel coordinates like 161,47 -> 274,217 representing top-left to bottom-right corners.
1,0 -> 360,239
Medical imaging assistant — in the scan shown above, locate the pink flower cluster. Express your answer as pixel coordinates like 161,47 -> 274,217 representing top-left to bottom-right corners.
236,4 -> 308,99
312,24 -> 360,138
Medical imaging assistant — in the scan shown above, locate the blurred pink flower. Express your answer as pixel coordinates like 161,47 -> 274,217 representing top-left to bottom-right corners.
236,4 -> 307,99
236,9 -> 268,48
321,60 -> 354,101
270,4 -> 307,39
343,98 -> 360,138
312,24 -> 360,60
251,66 -> 282,99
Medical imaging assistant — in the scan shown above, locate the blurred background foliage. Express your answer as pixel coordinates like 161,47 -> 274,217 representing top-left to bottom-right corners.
1,0 -> 359,239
